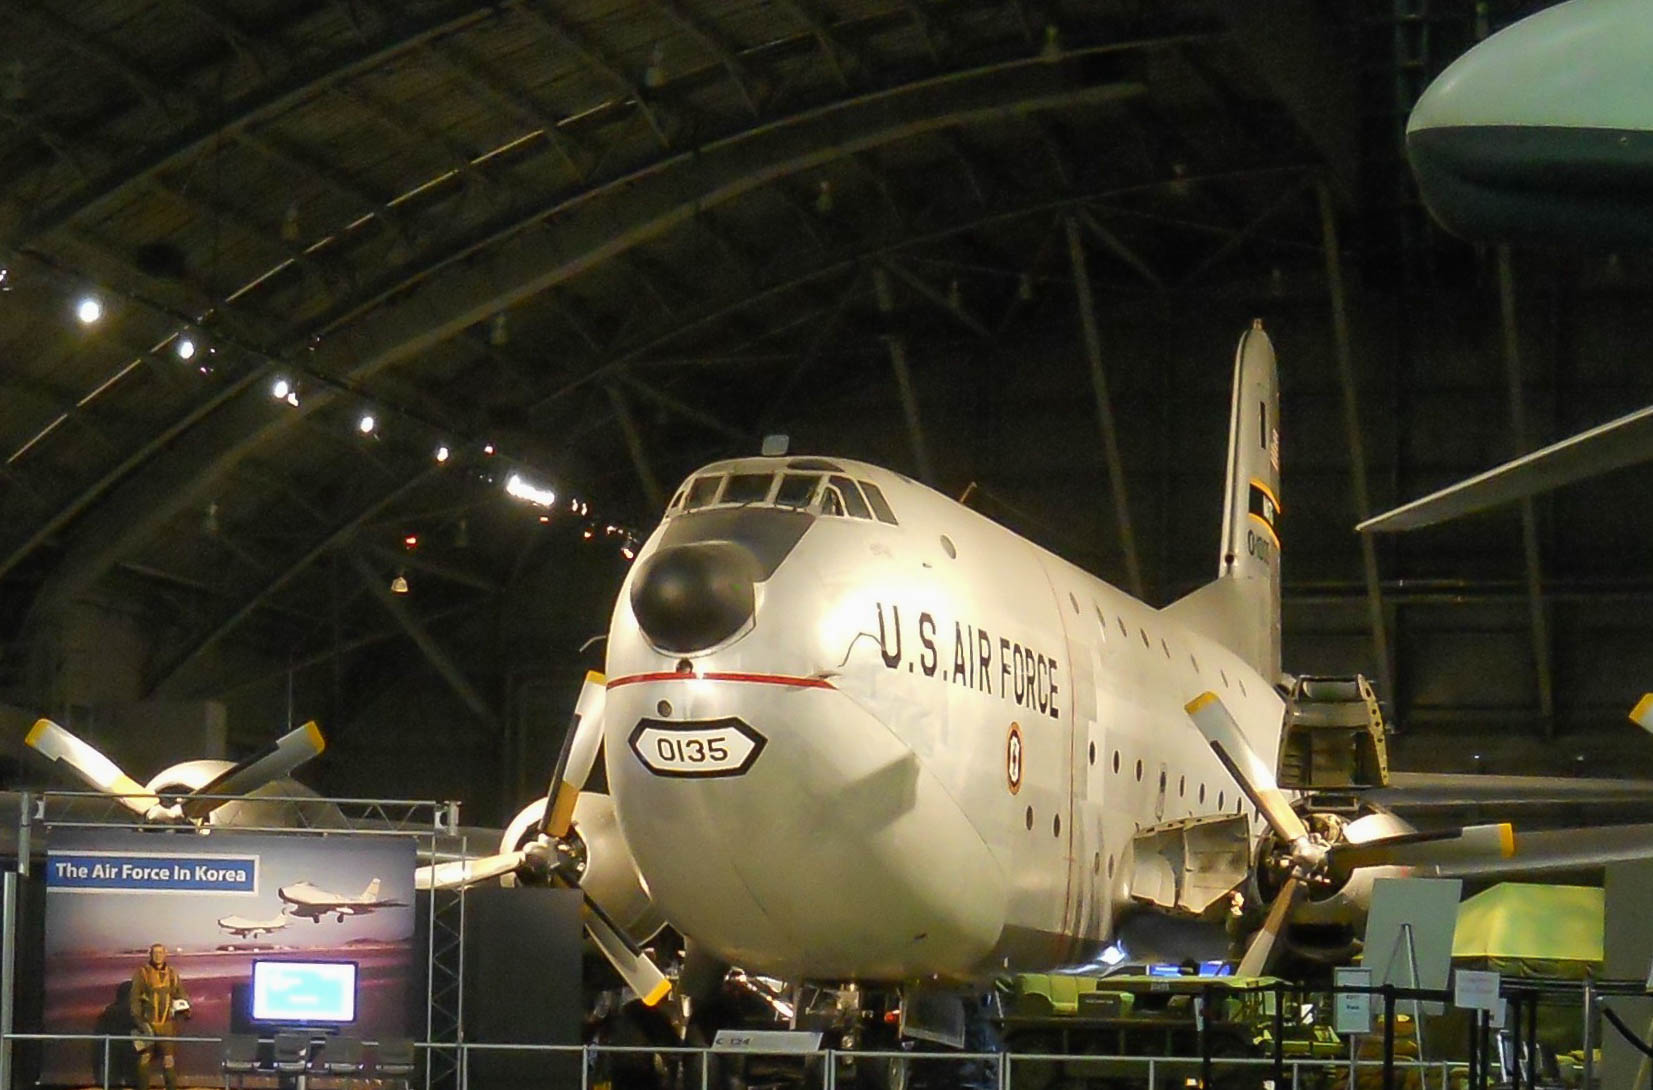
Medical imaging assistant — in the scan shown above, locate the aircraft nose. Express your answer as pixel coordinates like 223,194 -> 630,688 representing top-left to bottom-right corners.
629,541 -> 761,652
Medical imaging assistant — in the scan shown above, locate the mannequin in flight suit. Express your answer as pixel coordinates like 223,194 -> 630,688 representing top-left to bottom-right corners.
130,944 -> 189,1090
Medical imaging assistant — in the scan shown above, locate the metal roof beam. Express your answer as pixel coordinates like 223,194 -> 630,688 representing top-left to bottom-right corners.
10,1 -> 513,247
146,469 -> 433,696
517,2 -> 672,149
19,58 -> 1154,611
880,258 -> 991,337
646,0 -> 762,116
348,549 -> 498,725
423,41 -> 590,179
1076,207 -> 1165,292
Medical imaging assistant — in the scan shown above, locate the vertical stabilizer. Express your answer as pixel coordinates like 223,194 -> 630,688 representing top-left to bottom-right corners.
362,877 -> 381,902
1161,322 -> 1282,681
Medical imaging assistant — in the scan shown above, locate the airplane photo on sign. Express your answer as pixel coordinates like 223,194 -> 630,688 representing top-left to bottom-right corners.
216,911 -> 291,939
278,878 -> 406,923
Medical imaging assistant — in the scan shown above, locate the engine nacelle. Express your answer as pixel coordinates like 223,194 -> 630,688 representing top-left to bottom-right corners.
499,792 -> 664,942
1251,809 -> 1417,962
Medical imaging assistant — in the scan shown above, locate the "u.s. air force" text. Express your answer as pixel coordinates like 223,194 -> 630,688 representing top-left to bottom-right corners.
875,603 -> 1060,720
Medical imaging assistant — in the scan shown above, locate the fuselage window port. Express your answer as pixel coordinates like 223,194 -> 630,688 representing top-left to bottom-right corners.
1117,616 -> 1128,638
828,475 -> 873,519
1107,855 -> 1115,878
1069,592 -> 1079,613
1093,852 -> 1101,875
1199,784 -> 1206,803
1094,605 -> 1108,638
1113,751 -> 1120,774
858,480 -> 900,524
1140,628 -> 1150,649
1238,677 -> 1247,697
1190,654 -> 1199,673
1161,638 -> 1170,658
940,534 -> 957,559
1218,791 -> 1225,810
685,475 -> 724,510
1178,775 -> 1185,797
1220,669 -> 1230,688
1053,814 -> 1061,837
1135,759 -> 1143,782
1024,806 -> 1033,830
1088,742 -> 1096,766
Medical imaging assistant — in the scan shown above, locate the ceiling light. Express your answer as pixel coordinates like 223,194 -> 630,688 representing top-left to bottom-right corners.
482,442 -> 496,456
0,267 -> 10,291
175,336 -> 196,360
488,312 -> 509,346
620,545 -> 636,560
282,201 -> 301,242
75,295 -> 104,325
643,41 -> 667,89
814,180 -> 833,215
285,390 -> 299,406
271,377 -> 291,400
358,413 -> 376,435
390,571 -> 410,595
435,444 -> 451,464
505,472 -> 555,507
403,534 -> 419,549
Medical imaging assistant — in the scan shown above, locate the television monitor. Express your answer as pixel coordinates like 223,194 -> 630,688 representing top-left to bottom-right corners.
250,960 -> 358,1024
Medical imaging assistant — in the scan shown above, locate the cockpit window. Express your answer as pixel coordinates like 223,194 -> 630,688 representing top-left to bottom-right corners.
685,475 -> 723,510
858,480 -> 898,524
774,473 -> 820,508
720,472 -> 774,505
820,486 -> 845,517
828,475 -> 872,519
667,487 -> 687,513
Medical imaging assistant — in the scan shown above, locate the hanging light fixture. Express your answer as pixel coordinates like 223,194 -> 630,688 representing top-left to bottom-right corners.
390,570 -> 410,595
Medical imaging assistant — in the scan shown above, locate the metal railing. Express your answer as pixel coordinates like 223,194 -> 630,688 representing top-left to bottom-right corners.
1,1031 -> 1472,1090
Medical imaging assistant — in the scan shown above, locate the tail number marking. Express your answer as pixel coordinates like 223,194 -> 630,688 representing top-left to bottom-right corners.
628,717 -> 767,778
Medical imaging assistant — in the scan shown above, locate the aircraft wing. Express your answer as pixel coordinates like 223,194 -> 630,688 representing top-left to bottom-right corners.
1356,403 -> 1653,532
1369,771 -> 1653,809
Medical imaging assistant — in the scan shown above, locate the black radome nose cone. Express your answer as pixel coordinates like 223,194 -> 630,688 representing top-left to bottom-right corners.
630,541 -> 761,652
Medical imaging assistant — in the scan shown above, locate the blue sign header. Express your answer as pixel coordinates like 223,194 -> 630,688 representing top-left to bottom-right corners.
46,852 -> 259,894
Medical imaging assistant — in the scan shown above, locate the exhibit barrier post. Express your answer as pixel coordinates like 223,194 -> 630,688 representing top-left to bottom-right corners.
1381,983 -> 1396,1090
1583,974 -> 1595,1090
1,869 -> 15,1090
1272,979 -> 1286,1089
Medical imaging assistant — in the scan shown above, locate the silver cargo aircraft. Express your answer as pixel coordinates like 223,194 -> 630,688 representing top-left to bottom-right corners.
436,322 -> 1653,1020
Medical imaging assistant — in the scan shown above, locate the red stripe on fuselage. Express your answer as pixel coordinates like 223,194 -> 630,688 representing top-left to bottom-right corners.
607,671 -> 835,690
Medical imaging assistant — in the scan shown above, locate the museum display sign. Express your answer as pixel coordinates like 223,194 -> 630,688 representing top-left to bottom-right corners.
41,829 -> 415,1085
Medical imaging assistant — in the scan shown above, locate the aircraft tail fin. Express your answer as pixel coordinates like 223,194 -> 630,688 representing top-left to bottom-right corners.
1160,322 -> 1282,682
362,877 -> 381,902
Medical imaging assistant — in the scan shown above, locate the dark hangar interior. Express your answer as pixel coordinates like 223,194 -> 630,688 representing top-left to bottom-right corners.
3,0 -> 1651,824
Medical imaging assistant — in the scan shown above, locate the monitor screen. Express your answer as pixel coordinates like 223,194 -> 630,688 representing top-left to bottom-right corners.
250,960 -> 358,1024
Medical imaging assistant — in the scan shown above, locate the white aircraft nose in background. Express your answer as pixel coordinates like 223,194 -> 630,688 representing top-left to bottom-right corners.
1406,0 -> 1653,247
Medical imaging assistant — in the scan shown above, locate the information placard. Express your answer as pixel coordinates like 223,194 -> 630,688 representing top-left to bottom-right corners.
1334,967 -> 1373,1034
1453,968 -> 1501,1013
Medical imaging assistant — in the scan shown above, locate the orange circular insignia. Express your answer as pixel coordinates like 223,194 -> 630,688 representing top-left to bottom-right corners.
1006,722 -> 1024,795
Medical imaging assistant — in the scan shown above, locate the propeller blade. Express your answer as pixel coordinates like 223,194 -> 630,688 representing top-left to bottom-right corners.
1632,694 -> 1653,734
25,719 -> 165,819
1327,822 -> 1515,875
1356,402 -> 1653,533
1184,692 -> 1308,844
583,894 -> 671,1007
1422,821 -> 1653,877
1236,874 -> 1304,978
179,722 -> 327,821
541,672 -> 606,840
415,851 -> 526,891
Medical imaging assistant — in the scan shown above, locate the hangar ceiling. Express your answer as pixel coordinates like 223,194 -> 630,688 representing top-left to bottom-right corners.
3,0 -> 1651,812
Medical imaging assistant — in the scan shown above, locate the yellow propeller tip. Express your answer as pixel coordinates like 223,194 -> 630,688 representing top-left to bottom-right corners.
642,980 -> 672,1007
25,718 -> 53,748
585,670 -> 606,685
1184,692 -> 1219,715
303,721 -> 326,754
1631,694 -> 1653,727
1498,823 -> 1516,858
